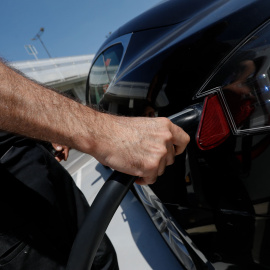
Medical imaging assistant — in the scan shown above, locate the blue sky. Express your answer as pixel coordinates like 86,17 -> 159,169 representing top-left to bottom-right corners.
0,0 -> 161,62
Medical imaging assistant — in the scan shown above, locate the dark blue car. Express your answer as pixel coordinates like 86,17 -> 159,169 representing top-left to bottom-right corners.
85,1 -> 270,269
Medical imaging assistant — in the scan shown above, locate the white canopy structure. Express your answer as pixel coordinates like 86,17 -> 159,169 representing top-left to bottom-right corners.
11,54 -> 94,103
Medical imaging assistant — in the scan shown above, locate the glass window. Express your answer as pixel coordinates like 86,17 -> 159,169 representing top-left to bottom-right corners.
196,21 -> 270,134
89,44 -> 124,105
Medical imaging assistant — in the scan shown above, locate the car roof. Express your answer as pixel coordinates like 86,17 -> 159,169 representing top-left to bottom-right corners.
105,0 -> 228,43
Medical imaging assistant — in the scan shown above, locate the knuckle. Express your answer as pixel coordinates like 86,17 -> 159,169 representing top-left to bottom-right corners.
183,132 -> 190,144
145,159 -> 159,174
136,170 -> 144,178
150,159 -> 159,171
164,131 -> 173,142
158,117 -> 171,127
160,146 -> 168,157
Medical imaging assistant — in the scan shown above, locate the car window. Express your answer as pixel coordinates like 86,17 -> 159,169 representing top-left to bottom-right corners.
89,44 -> 124,105
195,21 -> 270,135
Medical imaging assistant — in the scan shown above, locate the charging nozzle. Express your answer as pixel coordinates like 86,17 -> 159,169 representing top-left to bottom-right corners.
169,103 -> 203,132
66,104 -> 203,270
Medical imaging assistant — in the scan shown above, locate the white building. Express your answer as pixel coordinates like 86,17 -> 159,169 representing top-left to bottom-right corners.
11,54 -> 94,104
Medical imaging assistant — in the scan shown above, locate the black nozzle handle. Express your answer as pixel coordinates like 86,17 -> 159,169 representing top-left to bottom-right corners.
169,103 -> 203,132
66,171 -> 137,270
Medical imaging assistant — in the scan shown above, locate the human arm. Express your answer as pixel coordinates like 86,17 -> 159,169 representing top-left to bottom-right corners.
0,60 -> 190,184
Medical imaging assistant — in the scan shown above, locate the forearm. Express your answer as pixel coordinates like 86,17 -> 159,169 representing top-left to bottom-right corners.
0,61 -> 102,154
0,60 -> 190,184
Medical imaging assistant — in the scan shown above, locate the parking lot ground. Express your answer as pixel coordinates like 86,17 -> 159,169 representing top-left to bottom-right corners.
62,149 -> 182,270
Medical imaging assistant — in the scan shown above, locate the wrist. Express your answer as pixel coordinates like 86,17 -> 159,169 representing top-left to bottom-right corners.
71,108 -> 114,157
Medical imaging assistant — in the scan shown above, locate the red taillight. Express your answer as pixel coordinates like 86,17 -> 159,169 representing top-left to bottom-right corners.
196,94 -> 230,150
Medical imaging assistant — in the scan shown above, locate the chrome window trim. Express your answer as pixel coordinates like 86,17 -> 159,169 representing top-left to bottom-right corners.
93,33 -> 132,62
88,33 -> 132,105
90,33 -> 132,81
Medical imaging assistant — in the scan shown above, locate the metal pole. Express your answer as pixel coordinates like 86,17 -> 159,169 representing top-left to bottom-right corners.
32,28 -> 52,58
37,35 -> 52,58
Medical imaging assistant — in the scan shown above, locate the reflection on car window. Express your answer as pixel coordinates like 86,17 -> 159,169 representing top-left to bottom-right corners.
197,22 -> 270,134
89,44 -> 124,105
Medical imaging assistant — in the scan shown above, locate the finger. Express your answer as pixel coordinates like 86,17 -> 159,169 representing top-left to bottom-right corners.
52,143 -> 63,151
64,147 -> 69,161
157,143 -> 175,176
135,177 -> 147,185
55,156 -> 61,162
141,175 -> 158,185
170,125 -> 190,155
158,155 -> 167,176
166,143 -> 175,166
